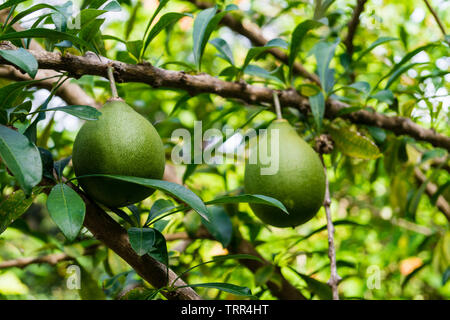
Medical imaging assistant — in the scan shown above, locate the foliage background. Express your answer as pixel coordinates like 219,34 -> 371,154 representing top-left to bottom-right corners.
0,0 -> 449,300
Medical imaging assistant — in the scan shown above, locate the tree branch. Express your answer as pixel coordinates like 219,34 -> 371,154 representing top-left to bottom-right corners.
36,175 -> 201,300
343,0 -> 368,59
0,44 -> 447,151
422,0 -> 447,38
0,244 -> 99,269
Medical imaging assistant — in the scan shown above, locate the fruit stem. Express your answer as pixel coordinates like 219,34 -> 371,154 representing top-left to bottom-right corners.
272,92 -> 283,120
107,65 -> 119,99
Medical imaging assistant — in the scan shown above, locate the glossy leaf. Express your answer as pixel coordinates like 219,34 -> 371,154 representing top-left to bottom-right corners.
206,194 -> 288,214
128,227 -> 155,256
32,105 -> 102,121
309,91 -> 325,131
0,48 -> 38,78
289,19 -> 322,81
0,190 -> 33,234
179,282 -> 253,297
143,12 -> 190,55
76,174 -> 210,221
210,37 -> 234,65
0,125 -> 42,195
47,183 -> 86,241
201,206 -> 233,247
328,125 -> 381,160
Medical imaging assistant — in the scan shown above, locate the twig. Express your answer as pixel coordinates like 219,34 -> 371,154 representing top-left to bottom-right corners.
344,0 -> 368,59
422,0 -> 447,37
0,244 -> 99,269
319,153 -> 341,300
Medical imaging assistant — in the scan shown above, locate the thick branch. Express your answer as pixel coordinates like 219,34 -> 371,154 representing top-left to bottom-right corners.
343,0 -> 368,59
0,45 -> 447,151
36,177 -> 200,300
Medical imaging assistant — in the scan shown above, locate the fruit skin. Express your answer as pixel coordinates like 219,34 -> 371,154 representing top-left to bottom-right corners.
244,119 -> 325,228
72,99 -> 165,208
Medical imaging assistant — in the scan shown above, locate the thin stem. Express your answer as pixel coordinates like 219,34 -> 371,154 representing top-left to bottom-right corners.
107,66 -> 119,99
273,92 -> 283,120
319,154 -> 341,300
423,0 -> 447,37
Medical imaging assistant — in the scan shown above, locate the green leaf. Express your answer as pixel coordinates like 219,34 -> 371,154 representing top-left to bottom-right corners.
141,0 -> 169,53
244,65 -> 284,84
288,267 -> 332,300
147,228 -> 168,266
47,183 -> 86,241
31,105 -> 102,121
193,5 -> 237,70
242,38 -> 287,71
0,125 -> 42,195
384,62 -> 428,89
128,227 -> 155,256
193,7 -> 217,70
309,91 -> 325,131
126,40 -> 143,62
54,156 -> 72,179
145,199 -> 175,225
443,267 -> 450,285
201,206 -> 233,247
311,38 -> 339,93
206,194 -> 288,214
254,265 -> 275,287
143,12 -> 190,55
295,220 -> 365,246
289,19 -> 322,81
370,89 -> 394,104
0,190 -> 33,234
0,29 -> 96,52
347,81 -> 371,95
355,37 -> 398,62
103,0 -> 121,12
0,48 -> 38,78
7,3 -> 59,27
76,174 -> 210,221
210,37 -> 234,65
328,125 -> 381,160
180,282 -> 253,297
0,0 -> 27,11
374,43 -> 438,90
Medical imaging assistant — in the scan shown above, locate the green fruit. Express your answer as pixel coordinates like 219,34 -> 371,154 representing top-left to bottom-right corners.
72,99 -> 165,208
244,119 -> 325,228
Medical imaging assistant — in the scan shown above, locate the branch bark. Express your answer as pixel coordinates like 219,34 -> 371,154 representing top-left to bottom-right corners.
422,0 -> 447,38
343,0 -> 369,59
0,44 -> 448,151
